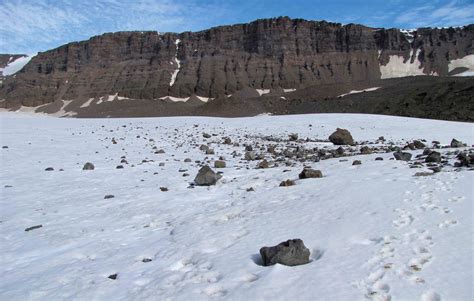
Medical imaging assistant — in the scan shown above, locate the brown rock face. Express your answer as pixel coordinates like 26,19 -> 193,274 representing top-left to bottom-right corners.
0,17 -> 473,107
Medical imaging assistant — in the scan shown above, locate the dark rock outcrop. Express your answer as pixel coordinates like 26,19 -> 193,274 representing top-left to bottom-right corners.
1,18 -> 472,108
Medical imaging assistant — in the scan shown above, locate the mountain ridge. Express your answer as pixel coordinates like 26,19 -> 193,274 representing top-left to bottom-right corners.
0,17 -> 473,117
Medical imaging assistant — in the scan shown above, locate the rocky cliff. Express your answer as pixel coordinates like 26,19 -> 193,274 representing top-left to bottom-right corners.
0,17 -> 473,107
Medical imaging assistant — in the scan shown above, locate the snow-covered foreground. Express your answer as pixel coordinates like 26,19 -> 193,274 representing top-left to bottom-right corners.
0,113 -> 473,301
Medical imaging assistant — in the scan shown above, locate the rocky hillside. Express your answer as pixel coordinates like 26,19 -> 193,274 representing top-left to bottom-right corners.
0,17 -> 473,108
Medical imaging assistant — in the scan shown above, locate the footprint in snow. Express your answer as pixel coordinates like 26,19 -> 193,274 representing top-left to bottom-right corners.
438,220 -> 458,228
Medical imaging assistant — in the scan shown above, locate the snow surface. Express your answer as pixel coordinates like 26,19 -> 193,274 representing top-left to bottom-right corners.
170,39 -> 181,87
338,87 -> 381,98
380,49 -> 429,79
0,55 -> 35,76
0,113 -> 472,300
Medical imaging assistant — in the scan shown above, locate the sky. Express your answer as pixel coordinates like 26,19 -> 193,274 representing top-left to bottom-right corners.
1,0 -> 473,54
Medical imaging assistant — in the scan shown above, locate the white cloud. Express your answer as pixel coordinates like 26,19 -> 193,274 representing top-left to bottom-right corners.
394,1 -> 474,28
0,0 -> 231,54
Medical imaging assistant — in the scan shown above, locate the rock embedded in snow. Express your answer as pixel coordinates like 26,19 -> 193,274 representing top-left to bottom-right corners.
298,168 -> 323,179
45,167 -> 54,171
352,160 -> 362,165
199,144 -> 209,152
329,128 -> 354,145
108,274 -> 118,280
360,146 -> 372,154
425,151 -> 441,163
202,133 -> 211,138
194,165 -> 221,186
25,225 -> 43,232
289,133 -> 298,141
82,162 -> 95,170
245,151 -> 257,161
257,159 -> 270,169
279,179 -> 295,187
450,138 -> 464,148
455,152 -> 473,167
413,140 -> 426,149
259,239 -> 311,266
214,160 -> 226,168
393,151 -> 412,161
104,195 -> 114,199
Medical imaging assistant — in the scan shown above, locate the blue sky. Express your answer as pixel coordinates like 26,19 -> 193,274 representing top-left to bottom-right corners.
1,0 -> 473,54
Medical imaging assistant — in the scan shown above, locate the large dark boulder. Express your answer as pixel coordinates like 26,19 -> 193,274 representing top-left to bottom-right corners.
194,165 -> 221,186
393,151 -> 412,161
83,162 -> 95,170
260,239 -> 311,266
425,151 -> 441,163
450,138 -> 464,148
299,168 -> 323,179
329,128 -> 354,145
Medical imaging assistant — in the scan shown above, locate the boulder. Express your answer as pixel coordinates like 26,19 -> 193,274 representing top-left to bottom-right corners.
257,159 -> 270,169
279,179 -> 296,187
245,151 -> 257,161
83,162 -> 95,170
289,133 -> 298,141
393,151 -> 412,161
413,140 -> 426,149
352,160 -> 362,165
214,160 -> 226,168
329,128 -> 354,145
298,168 -> 323,179
360,146 -> 372,154
194,165 -> 221,186
450,138 -> 464,148
259,239 -> 311,266
425,151 -> 441,163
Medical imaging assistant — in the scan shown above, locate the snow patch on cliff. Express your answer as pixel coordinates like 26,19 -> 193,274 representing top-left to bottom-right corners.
170,39 -> 181,87
338,87 -> 381,98
0,54 -> 35,76
256,89 -> 270,96
159,95 -> 213,103
380,49 -> 428,79
448,54 -> 474,74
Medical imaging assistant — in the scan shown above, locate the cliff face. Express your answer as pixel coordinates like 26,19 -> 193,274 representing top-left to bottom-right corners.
1,17 -> 473,106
